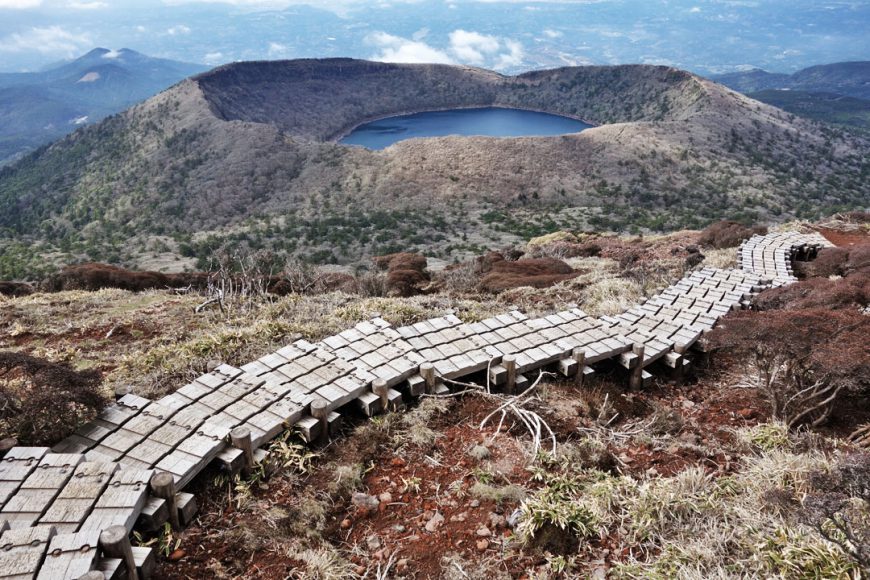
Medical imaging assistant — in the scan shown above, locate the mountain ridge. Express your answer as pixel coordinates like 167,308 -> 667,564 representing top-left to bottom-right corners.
0,58 -> 867,275
0,48 -> 207,165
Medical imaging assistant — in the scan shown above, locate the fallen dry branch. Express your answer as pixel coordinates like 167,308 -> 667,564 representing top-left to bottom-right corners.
428,368 -> 558,458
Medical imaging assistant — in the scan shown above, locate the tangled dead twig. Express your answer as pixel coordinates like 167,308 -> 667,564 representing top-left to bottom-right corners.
426,364 -> 558,458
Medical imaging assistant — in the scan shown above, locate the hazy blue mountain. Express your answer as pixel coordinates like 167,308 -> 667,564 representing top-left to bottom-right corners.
713,62 -> 870,100
0,48 -> 206,164
712,62 -> 870,130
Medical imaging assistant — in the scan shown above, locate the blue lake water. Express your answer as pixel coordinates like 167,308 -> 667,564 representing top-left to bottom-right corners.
339,107 -> 592,149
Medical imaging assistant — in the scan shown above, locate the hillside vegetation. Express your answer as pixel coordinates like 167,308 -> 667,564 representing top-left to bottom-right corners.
0,59 -> 867,279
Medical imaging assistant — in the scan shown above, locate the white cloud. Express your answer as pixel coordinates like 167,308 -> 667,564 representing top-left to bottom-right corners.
204,51 -> 224,64
167,24 -> 191,35
494,39 -> 524,70
267,41 -> 289,58
689,6 -> 701,12
68,1 -> 107,8
366,31 -> 454,64
0,25 -> 91,56
448,29 -> 500,65
102,48 -> 122,58
367,29 -> 526,70
0,0 -> 41,8
543,28 -> 563,39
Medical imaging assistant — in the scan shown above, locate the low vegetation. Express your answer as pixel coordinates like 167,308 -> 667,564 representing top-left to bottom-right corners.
1,222 -> 867,578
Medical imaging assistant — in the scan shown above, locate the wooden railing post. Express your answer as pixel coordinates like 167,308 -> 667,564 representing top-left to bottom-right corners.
99,525 -> 138,580
503,354 -> 517,394
573,348 -> 586,387
629,344 -> 645,391
150,472 -> 180,530
310,399 -> 329,443
230,426 -> 254,478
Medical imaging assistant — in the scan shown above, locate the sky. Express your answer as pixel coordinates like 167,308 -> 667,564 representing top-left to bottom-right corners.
0,0 -> 868,75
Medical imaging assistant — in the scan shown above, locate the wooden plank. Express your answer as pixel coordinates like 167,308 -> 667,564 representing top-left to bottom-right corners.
38,461 -> 119,533
0,447 -> 49,510
1,454 -> 84,529
35,529 -> 101,580
0,525 -> 56,580
80,468 -> 152,533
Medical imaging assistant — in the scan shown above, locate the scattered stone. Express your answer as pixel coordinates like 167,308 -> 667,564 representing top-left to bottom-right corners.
379,492 -> 393,504
352,492 -> 379,511
469,499 -> 480,508
468,445 -> 491,461
489,513 -> 506,528
396,559 -> 409,574
476,539 -> 489,551
366,535 -> 382,551
476,526 -> 492,537
206,359 -> 221,372
407,535 -> 421,543
681,399 -> 696,409
425,511 -> 445,533
340,518 -> 352,530
392,524 -> 406,533
450,512 -> 468,523
507,508 -> 522,528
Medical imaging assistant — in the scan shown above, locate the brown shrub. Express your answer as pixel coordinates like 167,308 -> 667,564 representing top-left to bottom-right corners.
0,281 -> 34,297
372,252 -> 431,297
479,258 -> 579,293
798,247 -> 851,278
44,263 -> 172,292
709,309 -> 870,428
0,351 -> 107,445
754,272 -> 870,311
847,245 -> 870,274
698,220 -> 767,249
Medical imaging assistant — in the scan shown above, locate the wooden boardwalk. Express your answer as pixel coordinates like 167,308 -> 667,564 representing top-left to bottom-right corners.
0,231 -> 832,579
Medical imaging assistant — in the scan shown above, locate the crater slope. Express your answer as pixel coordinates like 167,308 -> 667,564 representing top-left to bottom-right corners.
0,58 -> 867,273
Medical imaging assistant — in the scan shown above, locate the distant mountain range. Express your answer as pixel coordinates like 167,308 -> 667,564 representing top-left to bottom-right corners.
712,62 -> 870,130
0,48 -> 207,165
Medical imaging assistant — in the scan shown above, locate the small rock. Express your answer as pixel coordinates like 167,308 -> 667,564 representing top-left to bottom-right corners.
340,518 -> 352,530
468,445 -> 491,461
476,526 -> 491,537
489,513 -> 506,528
352,493 -> 379,511
681,399 -> 695,409
392,524 -> 406,533
407,534 -> 421,543
366,535 -> 382,551
450,512 -> 468,523
205,359 -> 221,372
379,492 -> 393,504
355,566 -> 366,576
507,508 -> 522,528
396,559 -> 409,574
476,539 -> 489,551
469,499 -> 480,508
168,549 -> 186,561
425,511 -> 445,533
